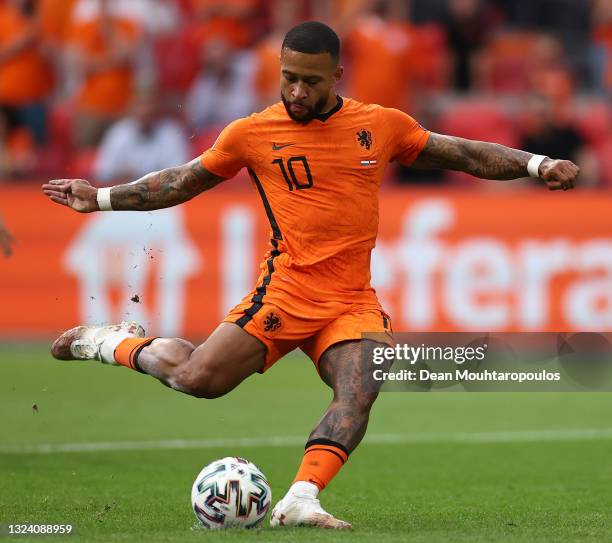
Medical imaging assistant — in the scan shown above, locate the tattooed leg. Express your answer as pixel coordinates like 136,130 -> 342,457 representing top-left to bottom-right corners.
310,339 -> 388,452
270,339 -> 389,529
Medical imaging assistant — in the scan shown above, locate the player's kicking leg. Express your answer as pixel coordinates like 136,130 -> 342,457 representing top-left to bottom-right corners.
50,321 -> 266,398
270,339 -> 387,530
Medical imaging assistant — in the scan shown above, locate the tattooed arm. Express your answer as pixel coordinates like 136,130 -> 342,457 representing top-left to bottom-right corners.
412,133 -> 580,190
41,158 -> 226,213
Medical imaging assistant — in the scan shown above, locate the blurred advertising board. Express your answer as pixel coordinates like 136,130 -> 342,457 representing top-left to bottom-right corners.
1,185 -> 610,339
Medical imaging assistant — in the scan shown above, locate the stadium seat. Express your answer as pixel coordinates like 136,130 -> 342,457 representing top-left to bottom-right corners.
410,24 -> 450,91
34,145 -> 67,177
574,100 -> 612,146
48,102 -> 73,155
65,148 -> 98,179
176,0 -> 194,16
477,31 -> 541,94
439,100 -> 519,184
33,102 -> 75,177
440,100 -> 518,147
153,34 -> 200,93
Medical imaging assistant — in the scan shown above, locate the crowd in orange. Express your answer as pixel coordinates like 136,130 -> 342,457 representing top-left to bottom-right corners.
0,0 -> 612,186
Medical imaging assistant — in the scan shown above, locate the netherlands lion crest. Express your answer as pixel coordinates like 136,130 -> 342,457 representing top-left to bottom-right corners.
356,129 -> 372,150
263,312 -> 282,333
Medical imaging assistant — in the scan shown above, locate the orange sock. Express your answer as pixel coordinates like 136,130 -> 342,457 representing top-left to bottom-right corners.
114,337 -> 157,371
292,439 -> 349,491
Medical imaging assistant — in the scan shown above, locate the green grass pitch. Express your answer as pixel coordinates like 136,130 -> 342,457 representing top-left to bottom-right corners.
2,344 -> 612,542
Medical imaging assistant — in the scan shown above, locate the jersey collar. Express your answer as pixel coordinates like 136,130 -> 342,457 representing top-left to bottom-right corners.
313,95 -> 343,122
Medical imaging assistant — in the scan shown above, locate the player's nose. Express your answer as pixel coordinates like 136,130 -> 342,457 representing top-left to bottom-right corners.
291,82 -> 308,100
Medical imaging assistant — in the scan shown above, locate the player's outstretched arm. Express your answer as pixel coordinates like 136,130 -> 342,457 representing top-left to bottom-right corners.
411,133 -> 579,190
41,159 -> 226,213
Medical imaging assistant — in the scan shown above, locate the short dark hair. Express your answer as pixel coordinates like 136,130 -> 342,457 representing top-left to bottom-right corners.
281,21 -> 340,64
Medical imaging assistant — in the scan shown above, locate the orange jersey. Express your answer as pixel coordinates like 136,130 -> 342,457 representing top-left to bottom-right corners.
39,0 -> 78,44
345,16 -> 416,111
0,3 -> 54,105
200,97 -> 429,303
67,18 -> 139,116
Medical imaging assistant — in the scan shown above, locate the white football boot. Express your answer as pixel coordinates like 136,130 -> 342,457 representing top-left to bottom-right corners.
50,321 -> 145,364
270,482 -> 352,529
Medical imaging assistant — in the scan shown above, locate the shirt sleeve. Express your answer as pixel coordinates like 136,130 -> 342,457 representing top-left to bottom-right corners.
381,107 -> 430,167
199,116 -> 251,179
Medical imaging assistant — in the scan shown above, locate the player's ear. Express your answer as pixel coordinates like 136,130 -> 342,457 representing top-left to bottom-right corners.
333,64 -> 344,84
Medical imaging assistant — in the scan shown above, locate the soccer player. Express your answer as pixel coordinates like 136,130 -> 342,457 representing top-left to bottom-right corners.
42,22 -> 579,529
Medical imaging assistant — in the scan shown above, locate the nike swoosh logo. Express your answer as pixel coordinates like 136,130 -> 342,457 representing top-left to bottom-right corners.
272,142 -> 295,151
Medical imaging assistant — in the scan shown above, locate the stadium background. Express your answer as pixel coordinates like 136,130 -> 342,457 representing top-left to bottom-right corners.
1,0 -> 611,339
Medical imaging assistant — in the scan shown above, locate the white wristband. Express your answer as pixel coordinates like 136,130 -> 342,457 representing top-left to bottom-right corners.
527,155 -> 547,178
96,187 -> 113,211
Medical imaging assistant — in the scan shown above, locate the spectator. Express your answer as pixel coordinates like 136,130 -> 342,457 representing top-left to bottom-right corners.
71,0 -> 182,90
253,0 -> 303,108
185,37 -> 257,130
310,0 -> 369,31
0,108 -> 36,179
72,0 -> 181,36
343,0 -> 416,111
187,0 -> 260,50
520,93 -> 598,186
94,92 -> 189,182
501,0 -> 592,87
0,0 -> 54,146
65,0 -> 141,148
530,35 -> 576,113
443,0 -> 488,91
38,0 -> 78,47
476,32 -> 573,96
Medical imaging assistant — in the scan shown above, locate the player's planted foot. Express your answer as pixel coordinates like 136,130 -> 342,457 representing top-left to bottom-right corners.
270,482 -> 352,530
51,321 -> 145,363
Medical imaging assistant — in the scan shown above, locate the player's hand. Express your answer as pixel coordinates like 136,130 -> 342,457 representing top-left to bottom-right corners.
0,225 -> 15,258
41,179 -> 99,213
539,159 -> 579,191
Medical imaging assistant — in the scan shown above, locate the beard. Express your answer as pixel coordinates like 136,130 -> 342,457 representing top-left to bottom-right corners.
281,93 -> 328,123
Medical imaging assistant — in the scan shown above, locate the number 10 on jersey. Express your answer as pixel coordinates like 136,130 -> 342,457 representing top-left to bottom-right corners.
272,156 -> 314,190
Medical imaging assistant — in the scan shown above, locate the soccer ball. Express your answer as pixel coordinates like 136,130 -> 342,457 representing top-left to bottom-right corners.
191,456 -> 272,529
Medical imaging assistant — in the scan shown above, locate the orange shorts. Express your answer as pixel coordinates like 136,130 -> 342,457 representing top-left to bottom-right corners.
224,274 -> 393,373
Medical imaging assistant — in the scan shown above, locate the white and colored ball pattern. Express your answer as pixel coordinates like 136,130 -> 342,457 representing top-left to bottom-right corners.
191,456 -> 272,529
